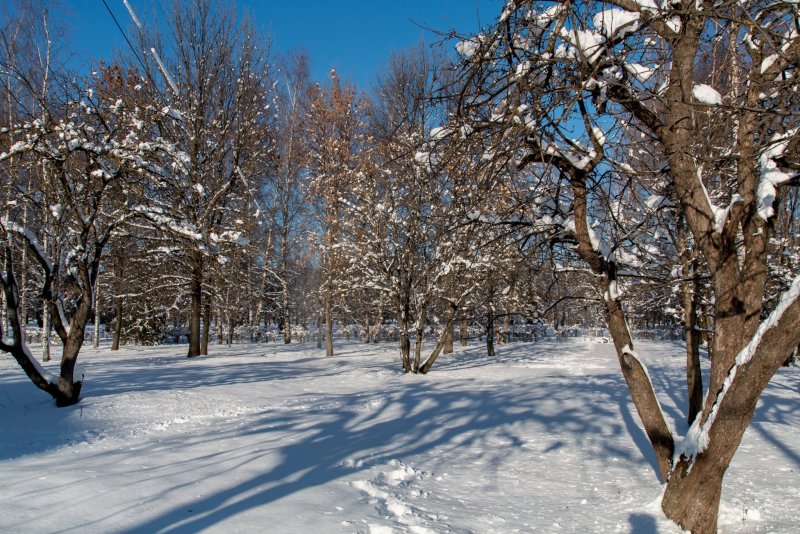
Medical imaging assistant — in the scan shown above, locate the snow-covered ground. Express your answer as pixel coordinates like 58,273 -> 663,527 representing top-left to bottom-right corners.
1,340 -> 798,533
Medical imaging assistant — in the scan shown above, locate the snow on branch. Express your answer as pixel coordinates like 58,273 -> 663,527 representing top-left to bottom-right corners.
3,219 -> 54,275
757,129 -> 799,221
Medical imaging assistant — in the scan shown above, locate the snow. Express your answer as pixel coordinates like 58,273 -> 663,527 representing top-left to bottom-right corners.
592,9 -> 640,39
455,39 -> 479,59
1,340 -> 797,533
559,28 -> 605,64
625,62 -> 655,83
677,275 -> 800,463
757,130 -> 798,220
692,84 -> 723,106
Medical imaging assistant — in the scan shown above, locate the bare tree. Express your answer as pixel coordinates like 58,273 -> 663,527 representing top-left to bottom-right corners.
455,1 -> 800,531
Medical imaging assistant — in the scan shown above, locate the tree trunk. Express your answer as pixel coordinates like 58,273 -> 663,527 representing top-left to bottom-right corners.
282,279 -> 291,344
413,304 -> 427,372
373,300 -> 383,343
325,295 -> 333,357
42,303 -> 51,361
111,297 -> 123,351
316,312 -> 322,349
201,301 -> 211,355
418,303 -> 460,374
443,319 -> 453,354
486,309 -> 495,357
187,253 -> 203,357
662,285 -> 800,532
397,306 -> 411,372
460,309 -> 468,346
683,262 -> 702,425
92,271 -> 100,349
678,218 -> 703,425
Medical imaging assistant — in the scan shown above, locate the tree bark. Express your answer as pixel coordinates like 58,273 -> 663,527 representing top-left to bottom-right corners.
42,304 -> 51,361
397,306 -> 411,372
662,286 -> 800,532
460,309 -> 468,346
325,292 -> 334,357
316,312 -> 322,349
92,270 -> 100,349
111,297 -> 123,351
201,300 -> 211,355
187,252 -> 203,357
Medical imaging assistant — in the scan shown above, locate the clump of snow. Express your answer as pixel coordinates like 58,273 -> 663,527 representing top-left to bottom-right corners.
592,8 -> 640,39
757,130 -> 798,220
456,39 -> 479,59
692,84 -> 722,106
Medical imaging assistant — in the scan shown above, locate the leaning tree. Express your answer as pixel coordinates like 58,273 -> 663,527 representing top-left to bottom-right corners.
0,70 -> 169,406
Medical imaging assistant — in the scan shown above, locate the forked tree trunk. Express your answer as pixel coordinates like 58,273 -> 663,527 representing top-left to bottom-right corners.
418,304 -> 461,374
661,290 -> 800,532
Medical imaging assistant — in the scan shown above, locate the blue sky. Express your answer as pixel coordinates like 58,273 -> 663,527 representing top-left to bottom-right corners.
64,1 -> 501,91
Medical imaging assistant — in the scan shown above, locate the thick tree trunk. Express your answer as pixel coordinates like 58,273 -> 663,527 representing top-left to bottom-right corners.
443,320 -> 453,354
111,297 -> 123,351
187,253 -> 203,357
662,285 -> 800,532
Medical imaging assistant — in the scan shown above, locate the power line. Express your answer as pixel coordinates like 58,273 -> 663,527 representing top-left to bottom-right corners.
99,0 -> 163,97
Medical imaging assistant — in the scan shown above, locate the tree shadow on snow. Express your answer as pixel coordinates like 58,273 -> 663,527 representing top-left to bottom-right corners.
96,374 -> 662,532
